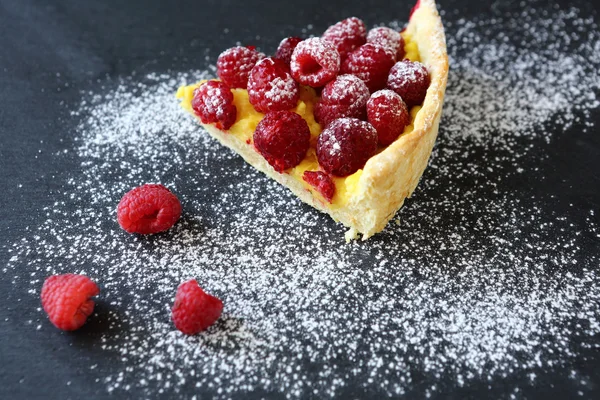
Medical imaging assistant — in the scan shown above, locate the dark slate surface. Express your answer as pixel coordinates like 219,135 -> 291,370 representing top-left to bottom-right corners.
0,0 -> 599,398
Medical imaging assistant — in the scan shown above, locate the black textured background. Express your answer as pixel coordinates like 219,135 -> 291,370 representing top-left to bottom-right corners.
1,0 -> 599,398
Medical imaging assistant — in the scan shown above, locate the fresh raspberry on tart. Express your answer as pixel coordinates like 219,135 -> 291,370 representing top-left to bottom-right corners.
247,57 -> 299,113
275,36 -> 303,66
341,43 -> 396,93
217,46 -> 265,89
322,17 -> 367,60
367,89 -> 410,146
253,111 -> 311,173
366,27 -> 406,61
316,118 -> 378,177
387,59 -> 430,107
191,80 -> 237,130
177,0 -> 448,240
290,38 -> 341,88
314,74 -> 370,127
302,171 -> 336,203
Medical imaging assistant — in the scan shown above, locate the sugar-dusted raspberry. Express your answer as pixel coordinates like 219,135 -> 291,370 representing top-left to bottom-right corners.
217,46 -> 265,89
275,36 -> 303,66
341,43 -> 396,93
290,38 -> 340,88
172,279 -> 223,335
247,58 -> 300,113
316,118 -> 378,177
387,60 -> 430,107
191,80 -> 237,130
117,184 -> 182,235
314,74 -> 370,127
366,27 -> 406,61
41,274 -> 100,331
253,111 -> 310,173
303,171 -> 336,202
322,17 -> 367,60
367,89 -> 410,146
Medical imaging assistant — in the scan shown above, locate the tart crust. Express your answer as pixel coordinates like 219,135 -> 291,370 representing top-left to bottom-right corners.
185,0 -> 448,240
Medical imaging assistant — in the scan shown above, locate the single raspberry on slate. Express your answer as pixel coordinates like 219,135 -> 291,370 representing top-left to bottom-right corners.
316,118 -> 378,177
117,184 -> 182,235
253,111 -> 311,172
191,80 -> 237,130
41,274 -> 100,331
367,89 -> 410,146
275,36 -> 303,66
216,46 -> 265,89
341,43 -> 396,92
172,279 -> 223,335
366,27 -> 406,61
387,60 -> 430,107
322,17 -> 367,60
314,74 -> 370,127
303,171 -> 336,202
290,38 -> 340,88
247,57 -> 300,113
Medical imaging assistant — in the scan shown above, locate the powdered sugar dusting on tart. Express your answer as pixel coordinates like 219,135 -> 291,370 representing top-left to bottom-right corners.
4,4 -> 600,399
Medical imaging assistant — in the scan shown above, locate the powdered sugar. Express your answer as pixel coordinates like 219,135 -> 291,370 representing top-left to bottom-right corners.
4,4 -> 600,399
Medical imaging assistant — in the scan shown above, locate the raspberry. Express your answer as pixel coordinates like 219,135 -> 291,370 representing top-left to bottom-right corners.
253,111 -> 311,173
367,89 -> 410,146
275,36 -> 303,66
117,184 -> 182,234
322,17 -> 367,60
314,74 -> 370,127
303,171 -> 336,202
341,43 -> 396,93
387,60 -> 431,107
247,58 -> 300,113
172,279 -> 223,335
191,80 -> 237,130
290,38 -> 340,88
41,274 -> 100,331
316,118 -> 378,177
366,27 -> 406,61
216,46 -> 265,89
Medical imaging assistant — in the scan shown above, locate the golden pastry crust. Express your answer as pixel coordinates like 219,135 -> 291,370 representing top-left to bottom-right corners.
186,0 -> 448,240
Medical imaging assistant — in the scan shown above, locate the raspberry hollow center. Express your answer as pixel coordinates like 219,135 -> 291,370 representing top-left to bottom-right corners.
298,55 -> 322,76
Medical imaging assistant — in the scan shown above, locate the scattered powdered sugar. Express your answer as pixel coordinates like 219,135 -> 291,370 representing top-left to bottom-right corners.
4,4 -> 600,399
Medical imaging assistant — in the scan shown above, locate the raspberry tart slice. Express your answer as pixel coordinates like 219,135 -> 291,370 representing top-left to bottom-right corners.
177,0 -> 448,240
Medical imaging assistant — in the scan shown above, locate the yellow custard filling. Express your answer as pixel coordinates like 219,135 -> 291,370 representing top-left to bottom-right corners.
177,33 -> 421,207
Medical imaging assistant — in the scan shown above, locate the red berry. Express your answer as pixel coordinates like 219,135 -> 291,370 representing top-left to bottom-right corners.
366,27 -> 405,61
253,111 -> 311,173
275,36 -> 303,66
247,58 -> 300,113
367,89 -> 410,146
303,171 -> 336,202
191,80 -> 237,130
172,279 -> 223,335
314,74 -> 370,127
216,46 -> 265,89
41,274 -> 100,331
117,184 -> 182,235
387,60 -> 430,107
341,43 -> 396,93
290,38 -> 340,88
322,17 -> 367,60
316,118 -> 378,177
